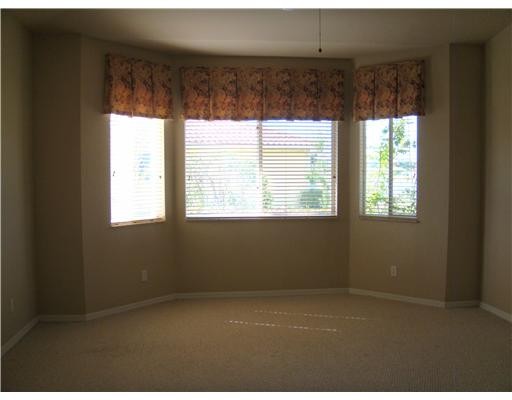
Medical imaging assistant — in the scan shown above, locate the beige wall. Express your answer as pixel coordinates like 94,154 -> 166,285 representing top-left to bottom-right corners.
349,46 -> 451,301
172,56 -> 352,293
33,33 -> 86,314
1,12 -> 38,344
33,35 -> 351,310
79,37 -> 176,313
481,24 -> 511,314
7,26 -> 508,318
31,35 -> 178,315
349,45 -> 488,303
445,44 -> 484,302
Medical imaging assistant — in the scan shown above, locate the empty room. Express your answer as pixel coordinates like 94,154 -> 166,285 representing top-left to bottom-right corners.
1,4 -> 511,393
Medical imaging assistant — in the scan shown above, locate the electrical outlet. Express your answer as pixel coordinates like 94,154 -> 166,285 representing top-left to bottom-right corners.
10,298 -> 14,312
141,269 -> 148,282
390,265 -> 398,277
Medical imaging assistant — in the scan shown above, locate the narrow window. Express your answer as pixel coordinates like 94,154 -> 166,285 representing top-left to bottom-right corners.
110,114 -> 165,226
361,116 -> 417,218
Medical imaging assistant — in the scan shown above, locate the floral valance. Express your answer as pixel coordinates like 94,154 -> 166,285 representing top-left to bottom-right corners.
353,60 -> 425,122
103,54 -> 173,119
180,67 -> 344,121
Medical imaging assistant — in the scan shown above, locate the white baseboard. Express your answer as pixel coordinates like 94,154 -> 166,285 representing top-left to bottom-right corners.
176,288 -> 482,311
38,290 -> 347,323
348,288 -> 446,308
1,316 -> 39,357
40,294 -> 177,322
38,288 -> 480,324
175,288 -> 348,299
4,290 -> 507,357
84,294 -> 176,321
480,302 -> 512,323
39,314 -> 86,322
445,300 -> 480,309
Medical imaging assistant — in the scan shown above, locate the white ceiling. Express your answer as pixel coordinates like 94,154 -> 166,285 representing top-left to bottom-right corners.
11,9 -> 512,58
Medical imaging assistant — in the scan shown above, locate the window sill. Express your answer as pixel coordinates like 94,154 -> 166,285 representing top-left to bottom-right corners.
111,218 -> 166,228
359,215 -> 419,223
185,215 -> 339,222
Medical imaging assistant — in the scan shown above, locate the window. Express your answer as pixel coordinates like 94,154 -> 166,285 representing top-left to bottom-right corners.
110,114 -> 165,226
185,120 -> 338,218
360,116 -> 417,218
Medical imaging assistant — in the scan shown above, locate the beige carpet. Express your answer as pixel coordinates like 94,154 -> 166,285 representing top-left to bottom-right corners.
2,293 -> 511,391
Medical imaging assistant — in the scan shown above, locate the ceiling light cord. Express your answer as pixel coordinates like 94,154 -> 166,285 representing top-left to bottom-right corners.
318,9 -> 322,53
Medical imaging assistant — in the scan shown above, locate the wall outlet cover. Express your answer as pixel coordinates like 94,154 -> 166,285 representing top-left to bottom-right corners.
141,269 -> 148,282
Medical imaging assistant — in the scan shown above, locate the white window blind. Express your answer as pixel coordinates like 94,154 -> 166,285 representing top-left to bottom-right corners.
360,116 -> 417,218
185,120 -> 337,218
110,114 -> 165,225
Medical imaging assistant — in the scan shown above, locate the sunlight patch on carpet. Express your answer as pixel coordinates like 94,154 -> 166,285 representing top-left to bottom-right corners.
253,310 -> 369,320
225,319 -> 339,332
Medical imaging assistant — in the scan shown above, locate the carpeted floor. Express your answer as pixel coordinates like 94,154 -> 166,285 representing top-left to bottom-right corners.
2,293 -> 511,391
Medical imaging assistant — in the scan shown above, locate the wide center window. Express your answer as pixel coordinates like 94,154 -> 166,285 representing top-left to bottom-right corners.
185,120 -> 338,218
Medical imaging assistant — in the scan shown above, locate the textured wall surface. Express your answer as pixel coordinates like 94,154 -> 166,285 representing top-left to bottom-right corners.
349,46 -> 451,301
1,12 -> 38,344
481,25 -> 511,314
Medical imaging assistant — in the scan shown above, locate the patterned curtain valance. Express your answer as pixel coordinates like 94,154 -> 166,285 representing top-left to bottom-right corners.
103,54 -> 173,119
180,67 -> 344,121
353,60 -> 425,122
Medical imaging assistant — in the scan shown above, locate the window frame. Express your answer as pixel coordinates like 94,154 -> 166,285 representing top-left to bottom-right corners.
183,119 -> 339,221
359,116 -> 419,222
109,114 -> 166,228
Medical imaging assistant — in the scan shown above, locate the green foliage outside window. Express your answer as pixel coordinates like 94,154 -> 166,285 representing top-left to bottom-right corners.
299,140 -> 330,210
365,117 -> 417,217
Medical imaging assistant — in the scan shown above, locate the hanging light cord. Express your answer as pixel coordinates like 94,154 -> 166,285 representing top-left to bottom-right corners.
318,9 -> 322,53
